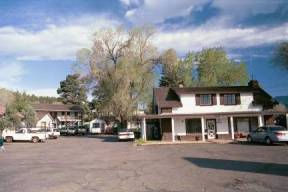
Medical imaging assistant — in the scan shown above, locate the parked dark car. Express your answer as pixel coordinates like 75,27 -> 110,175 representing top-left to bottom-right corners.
67,127 -> 77,136
59,127 -> 68,136
76,125 -> 88,135
247,125 -> 288,145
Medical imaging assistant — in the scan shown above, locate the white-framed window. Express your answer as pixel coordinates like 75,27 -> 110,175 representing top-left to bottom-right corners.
200,94 -> 212,106
224,94 -> 236,105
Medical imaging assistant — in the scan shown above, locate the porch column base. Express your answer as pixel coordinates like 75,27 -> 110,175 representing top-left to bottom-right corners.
142,118 -> 146,141
171,118 -> 175,142
286,113 -> 288,129
230,116 -> 235,140
201,117 -> 205,141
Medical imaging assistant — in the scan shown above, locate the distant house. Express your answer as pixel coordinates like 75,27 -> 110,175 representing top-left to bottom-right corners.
140,80 -> 288,142
32,103 -> 83,128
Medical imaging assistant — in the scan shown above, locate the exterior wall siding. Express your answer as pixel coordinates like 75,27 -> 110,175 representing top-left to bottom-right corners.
36,114 -> 54,128
172,93 -> 262,114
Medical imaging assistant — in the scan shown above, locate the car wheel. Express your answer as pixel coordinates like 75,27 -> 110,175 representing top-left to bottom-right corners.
265,137 -> 272,145
5,136 -> 13,143
31,137 -> 39,143
247,136 -> 253,143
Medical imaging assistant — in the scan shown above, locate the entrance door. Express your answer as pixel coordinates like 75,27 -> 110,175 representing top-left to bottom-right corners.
206,119 -> 216,139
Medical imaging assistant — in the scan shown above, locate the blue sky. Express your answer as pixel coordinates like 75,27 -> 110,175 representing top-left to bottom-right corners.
0,0 -> 287,97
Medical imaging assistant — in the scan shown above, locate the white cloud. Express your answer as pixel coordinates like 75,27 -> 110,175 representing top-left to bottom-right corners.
153,23 -> 288,54
24,88 -> 58,97
124,0 -> 285,24
0,62 -> 26,88
120,0 -> 140,6
0,15 -> 120,60
125,0 -> 209,24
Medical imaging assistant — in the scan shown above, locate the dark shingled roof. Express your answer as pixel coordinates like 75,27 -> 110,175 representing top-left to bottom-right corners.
32,103 -> 82,112
154,80 -> 275,109
154,87 -> 182,108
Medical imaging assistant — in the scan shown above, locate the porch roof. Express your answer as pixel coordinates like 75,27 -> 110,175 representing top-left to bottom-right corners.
140,110 -> 287,119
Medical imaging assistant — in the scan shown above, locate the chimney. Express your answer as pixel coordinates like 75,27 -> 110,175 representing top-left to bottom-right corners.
248,80 -> 260,88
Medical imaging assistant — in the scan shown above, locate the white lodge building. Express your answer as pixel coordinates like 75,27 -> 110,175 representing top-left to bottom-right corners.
33,104 -> 83,129
141,80 -> 288,142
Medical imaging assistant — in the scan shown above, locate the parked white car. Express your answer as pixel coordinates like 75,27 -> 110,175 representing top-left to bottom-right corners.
2,128 -> 46,143
118,129 -> 135,141
45,128 -> 60,139
30,128 -> 60,139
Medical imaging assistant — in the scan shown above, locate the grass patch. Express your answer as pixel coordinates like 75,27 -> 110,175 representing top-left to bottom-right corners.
135,138 -> 146,145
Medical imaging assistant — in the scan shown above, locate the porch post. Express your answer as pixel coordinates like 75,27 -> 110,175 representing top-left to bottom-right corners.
171,118 -> 175,142
258,115 -> 264,127
142,118 -> 146,141
286,113 -> 288,129
201,117 -> 205,141
230,116 -> 235,140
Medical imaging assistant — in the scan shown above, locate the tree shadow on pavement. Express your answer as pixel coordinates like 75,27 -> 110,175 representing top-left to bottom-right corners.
183,157 -> 288,177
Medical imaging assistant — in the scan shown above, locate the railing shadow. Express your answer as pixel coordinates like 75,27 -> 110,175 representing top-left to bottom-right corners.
183,157 -> 288,177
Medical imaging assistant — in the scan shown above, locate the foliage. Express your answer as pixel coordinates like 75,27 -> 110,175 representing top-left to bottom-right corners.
0,117 -> 12,131
197,48 -> 249,86
273,41 -> 288,70
57,73 -> 91,120
160,48 -> 249,87
4,93 -> 36,128
0,88 -> 15,106
159,49 -> 195,87
0,88 -> 59,106
57,74 -> 87,105
76,26 -> 158,125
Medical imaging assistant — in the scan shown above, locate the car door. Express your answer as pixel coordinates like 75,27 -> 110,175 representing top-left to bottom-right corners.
14,129 -> 24,140
259,127 -> 269,142
253,127 -> 264,142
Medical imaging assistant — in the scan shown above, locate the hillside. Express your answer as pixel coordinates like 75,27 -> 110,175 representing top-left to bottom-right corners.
0,88 -> 60,106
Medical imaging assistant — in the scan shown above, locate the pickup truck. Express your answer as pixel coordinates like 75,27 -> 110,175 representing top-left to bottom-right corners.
2,128 -> 46,143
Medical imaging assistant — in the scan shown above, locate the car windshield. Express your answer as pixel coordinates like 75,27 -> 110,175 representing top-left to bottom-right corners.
269,126 -> 286,131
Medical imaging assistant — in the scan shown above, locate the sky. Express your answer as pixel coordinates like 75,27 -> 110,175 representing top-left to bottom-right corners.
0,0 -> 288,97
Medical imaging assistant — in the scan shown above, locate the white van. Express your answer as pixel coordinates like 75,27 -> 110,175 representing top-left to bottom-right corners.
86,119 -> 106,134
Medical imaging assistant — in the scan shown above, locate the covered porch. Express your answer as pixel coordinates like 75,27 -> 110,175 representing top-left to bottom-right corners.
141,111 -> 288,143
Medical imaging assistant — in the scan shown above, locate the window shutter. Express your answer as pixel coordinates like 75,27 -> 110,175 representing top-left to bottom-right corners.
220,94 -> 224,105
236,93 -> 241,105
196,94 -> 200,105
212,94 -> 217,105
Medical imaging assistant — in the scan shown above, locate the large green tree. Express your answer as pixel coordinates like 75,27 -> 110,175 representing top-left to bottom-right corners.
76,26 -> 158,126
197,48 -> 249,86
160,49 -> 195,87
57,74 -> 87,105
57,74 -> 91,120
273,41 -> 288,70
159,48 -> 249,87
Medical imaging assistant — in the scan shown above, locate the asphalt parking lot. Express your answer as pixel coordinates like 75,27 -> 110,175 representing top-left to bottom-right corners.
0,136 -> 288,192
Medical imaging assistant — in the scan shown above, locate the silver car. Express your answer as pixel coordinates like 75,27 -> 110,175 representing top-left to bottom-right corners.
247,125 -> 288,145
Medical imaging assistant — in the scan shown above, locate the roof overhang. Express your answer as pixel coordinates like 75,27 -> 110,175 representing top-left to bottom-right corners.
140,111 -> 288,119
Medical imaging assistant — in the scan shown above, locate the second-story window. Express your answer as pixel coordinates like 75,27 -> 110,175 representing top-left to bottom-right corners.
223,94 -> 236,105
62,112 -> 65,116
200,94 -> 212,105
196,94 -> 216,106
75,112 -> 78,117
67,112 -> 70,116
